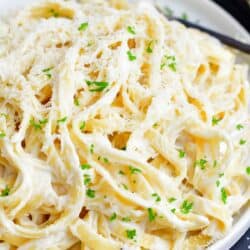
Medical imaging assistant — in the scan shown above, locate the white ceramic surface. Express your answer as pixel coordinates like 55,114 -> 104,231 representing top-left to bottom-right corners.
0,0 -> 249,249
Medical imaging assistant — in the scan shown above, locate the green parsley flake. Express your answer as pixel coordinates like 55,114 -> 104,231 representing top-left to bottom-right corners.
216,180 -> 220,187
57,117 -> 67,124
148,208 -> 157,222
168,197 -> 176,203
236,124 -> 244,130
239,139 -> 246,145
180,200 -> 193,214
221,187 -> 227,204
103,157 -> 109,163
49,9 -> 59,17
178,149 -> 185,158
121,183 -> 128,190
90,144 -> 94,154
181,12 -> 188,21
129,166 -> 142,174
146,41 -> 154,53
122,217 -> 131,222
171,208 -> 176,213
80,121 -> 86,130
161,55 -> 177,71
84,174 -> 91,186
0,132 -> 6,138
81,163 -> 91,170
126,229 -> 136,240
0,113 -> 8,118
212,116 -> 221,126
195,158 -> 208,170
164,6 -> 173,17
78,22 -> 88,31
86,80 -> 109,92
30,118 -> 48,130
1,185 -> 10,197
119,170 -> 125,175
213,160 -> 218,168
127,26 -> 136,35
246,166 -> 250,175
127,51 -> 137,61
42,67 -> 53,79
219,173 -> 224,178
74,98 -> 80,106
86,189 -> 95,198
152,193 -> 161,202
109,212 -> 117,221
153,123 -> 158,128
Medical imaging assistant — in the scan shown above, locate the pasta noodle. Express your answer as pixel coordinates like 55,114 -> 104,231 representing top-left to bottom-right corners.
0,0 -> 249,249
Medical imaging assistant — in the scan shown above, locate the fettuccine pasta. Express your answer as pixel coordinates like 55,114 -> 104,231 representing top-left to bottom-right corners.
0,0 -> 249,249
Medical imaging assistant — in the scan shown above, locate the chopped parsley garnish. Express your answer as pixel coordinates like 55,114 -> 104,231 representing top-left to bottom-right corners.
246,166 -> 250,175
127,26 -> 136,35
216,180 -> 220,187
152,193 -> 161,202
168,197 -> 176,203
171,208 -> 176,213
109,212 -> 117,221
213,160 -> 218,168
126,229 -> 136,240
148,208 -> 157,222
42,67 -> 53,79
57,117 -> 67,124
181,12 -> 188,21
195,158 -> 208,170
221,187 -> 227,204
161,55 -> 177,71
86,80 -> 109,92
0,113 -> 7,118
212,116 -> 221,126
90,144 -> 94,154
30,118 -> 48,130
236,124 -> 244,130
129,166 -> 142,174
239,139 -> 246,145
49,9 -> 59,17
84,174 -> 91,186
180,200 -> 193,214
78,22 -> 88,31
103,157 -> 109,163
122,217 -> 131,222
80,121 -> 86,130
164,6 -> 173,17
1,185 -> 10,197
127,51 -> 137,61
178,149 -> 185,158
81,163 -> 91,170
0,132 -> 6,138
146,41 -> 154,53
219,173 -> 224,178
86,189 -> 95,198
119,170 -> 125,175
121,183 -> 128,190
153,123 -> 158,128
74,98 -> 80,106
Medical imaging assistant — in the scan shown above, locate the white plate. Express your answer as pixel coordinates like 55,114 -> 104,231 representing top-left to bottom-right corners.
0,0 -> 249,249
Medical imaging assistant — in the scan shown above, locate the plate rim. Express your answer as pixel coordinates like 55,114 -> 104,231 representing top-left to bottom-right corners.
198,0 -> 250,40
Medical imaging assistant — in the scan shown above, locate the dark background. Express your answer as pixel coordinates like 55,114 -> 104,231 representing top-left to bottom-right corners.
212,1 -> 250,249
214,0 -> 250,31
